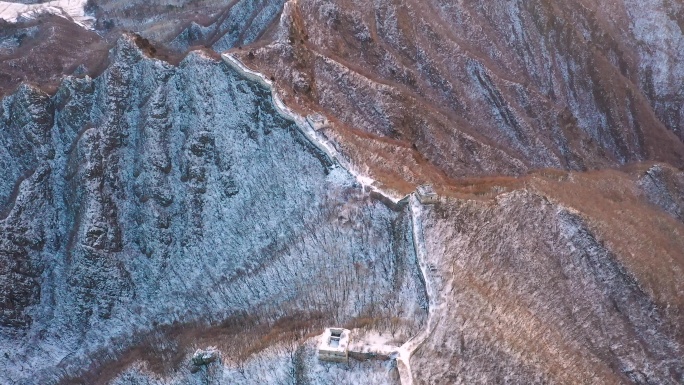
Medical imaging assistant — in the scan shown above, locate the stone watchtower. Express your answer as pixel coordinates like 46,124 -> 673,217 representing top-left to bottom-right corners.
416,184 -> 438,204
318,327 -> 351,362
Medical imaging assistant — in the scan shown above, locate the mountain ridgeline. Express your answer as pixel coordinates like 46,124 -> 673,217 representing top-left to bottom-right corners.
0,0 -> 683,384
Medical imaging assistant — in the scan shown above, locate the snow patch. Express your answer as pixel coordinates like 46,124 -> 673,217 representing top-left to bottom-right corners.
0,0 -> 93,27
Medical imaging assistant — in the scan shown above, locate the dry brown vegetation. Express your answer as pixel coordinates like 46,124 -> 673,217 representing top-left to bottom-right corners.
57,310 -> 326,385
410,162 -> 684,383
3,0 -> 683,383
234,0 -> 684,194
433,162 -> 684,332
57,308 -> 401,384
531,165 -> 684,317
0,15 -> 110,97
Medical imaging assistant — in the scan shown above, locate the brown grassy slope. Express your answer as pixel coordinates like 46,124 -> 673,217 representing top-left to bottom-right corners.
531,164 -> 684,316
411,165 -> 684,384
0,15 -> 110,96
233,0 -> 684,193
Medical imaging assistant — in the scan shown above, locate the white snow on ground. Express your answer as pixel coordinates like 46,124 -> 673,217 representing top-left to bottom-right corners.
0,34 -> 431,383
0,0 -> 93,27
347,329 -> 401,359
340,201 -> 442,385
112,340 -> 401,385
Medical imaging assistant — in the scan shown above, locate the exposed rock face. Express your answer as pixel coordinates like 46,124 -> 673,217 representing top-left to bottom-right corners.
191,347 -> 219,367
170,0 -> 286,52
0,0 -> 287,97
638,164 -> 684,222
0,35 -> 426,384
192,349 -> 218,365
0,165 -> 52,328
0,84 -> 54,329
238,0 -> 684,193
82,0 -> 286,49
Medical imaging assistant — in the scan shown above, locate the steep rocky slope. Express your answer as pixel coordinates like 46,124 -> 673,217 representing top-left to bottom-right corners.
237,0 -> 684,194
0,35 -> 426,384
0,0 -> 287,97
85,0 -> 284,46
412,167 -> 684,384
87,163 -> 684,385
0,14 -> 109,96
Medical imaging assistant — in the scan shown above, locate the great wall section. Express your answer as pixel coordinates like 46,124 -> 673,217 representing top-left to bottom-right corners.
222,52 -> 438,385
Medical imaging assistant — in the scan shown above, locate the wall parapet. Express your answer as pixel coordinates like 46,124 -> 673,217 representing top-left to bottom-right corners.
220,53 -> 407,204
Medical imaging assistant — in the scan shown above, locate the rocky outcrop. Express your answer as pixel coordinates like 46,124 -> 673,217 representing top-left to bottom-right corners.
638,164 -> 684,223
191,347 -> 219,366
0,166 -> 51,328
190,347 -> 220,372
0,84 -> 55,329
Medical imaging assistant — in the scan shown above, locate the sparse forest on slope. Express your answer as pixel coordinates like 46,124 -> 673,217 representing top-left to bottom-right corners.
0,0 -> 682,384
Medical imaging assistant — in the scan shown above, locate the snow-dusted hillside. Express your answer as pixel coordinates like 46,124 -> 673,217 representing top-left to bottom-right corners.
238,0 -> 684,194
0,35 -> 426,384
1,0 -> 683,384
410,178 -> 684,385
0,0 -> 92,26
